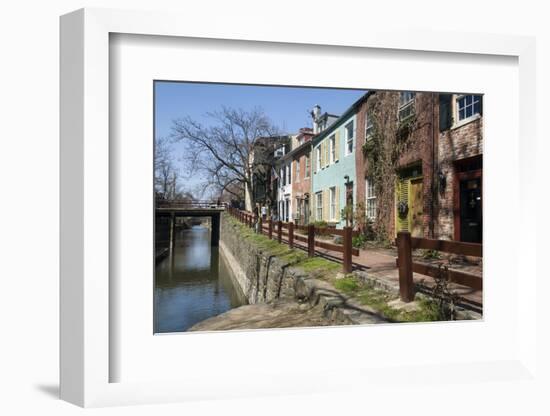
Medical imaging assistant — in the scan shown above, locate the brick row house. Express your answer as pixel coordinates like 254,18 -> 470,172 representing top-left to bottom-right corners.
248,90 -> 483,244
355,91 -> 483,243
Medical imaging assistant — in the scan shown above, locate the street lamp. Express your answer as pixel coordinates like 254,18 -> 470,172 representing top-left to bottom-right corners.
343,175 -> 351,227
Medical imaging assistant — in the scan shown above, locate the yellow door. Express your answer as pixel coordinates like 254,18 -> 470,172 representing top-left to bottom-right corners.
410,178 -> 423,237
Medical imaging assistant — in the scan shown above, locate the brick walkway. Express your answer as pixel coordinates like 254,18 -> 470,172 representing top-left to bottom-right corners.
279,230 -> 483,312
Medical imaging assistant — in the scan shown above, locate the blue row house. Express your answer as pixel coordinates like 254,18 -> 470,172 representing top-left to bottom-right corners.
310,96 -> 368,229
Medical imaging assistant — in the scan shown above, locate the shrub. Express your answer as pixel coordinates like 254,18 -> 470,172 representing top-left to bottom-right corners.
352,234 -> 367,249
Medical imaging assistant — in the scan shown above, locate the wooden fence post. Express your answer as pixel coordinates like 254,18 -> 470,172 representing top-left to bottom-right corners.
268,220 -> 273,239
258,216 -> 263,235
397,231 -> 415,302
342,226 -> 352,273
288,222 -> 294,248
307,224 -> 315,257
277,221 -> 282,243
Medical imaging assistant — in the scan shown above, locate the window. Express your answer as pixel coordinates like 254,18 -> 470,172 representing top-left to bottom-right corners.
316,147 -> 321,172
365,110 -> 374,139
457,95 -> 481,121
345,121 -> 354,155
316,192 -> 323,220
285,198 -> 290,222
329,187 -> 337,221
287,163 -> 291,185
295,159 -> 300,182
280,167 -> 285,187
305,154 -> 310,178
399,91 -> 415,121
329,134 -> 336,163
366,179 -> 377,219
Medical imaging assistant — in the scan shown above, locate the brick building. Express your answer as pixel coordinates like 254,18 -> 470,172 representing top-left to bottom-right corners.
356,91 -> 438,240
290,128 -> 314,225
355,91 -> 483,243
437,94 -> 483,243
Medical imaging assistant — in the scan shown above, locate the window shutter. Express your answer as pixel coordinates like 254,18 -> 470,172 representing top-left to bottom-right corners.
320,142 -> 325,168
396,178 -> 410,232
311,193 -> 316,221
439,94 -> 452,131
323,189 -> 329,221
335,186 -> 340,222
334,131 -> 340,161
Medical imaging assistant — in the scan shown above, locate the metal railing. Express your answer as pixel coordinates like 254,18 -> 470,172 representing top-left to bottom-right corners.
156,199 -> 227,209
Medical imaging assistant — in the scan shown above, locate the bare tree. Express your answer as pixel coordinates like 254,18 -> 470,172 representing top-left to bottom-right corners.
170,107 -> 283,207
155,136 -> 184,200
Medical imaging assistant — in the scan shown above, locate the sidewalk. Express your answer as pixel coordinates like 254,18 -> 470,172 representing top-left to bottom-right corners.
283,230 -> 483,312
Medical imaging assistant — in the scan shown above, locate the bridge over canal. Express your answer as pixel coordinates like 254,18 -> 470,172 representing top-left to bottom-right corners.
156,200 -> 226,256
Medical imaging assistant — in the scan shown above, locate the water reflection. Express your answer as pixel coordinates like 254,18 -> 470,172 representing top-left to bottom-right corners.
154,225 -> 246,333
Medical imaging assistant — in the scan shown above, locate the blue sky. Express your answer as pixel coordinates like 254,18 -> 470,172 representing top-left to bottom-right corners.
154,81 -> 367,194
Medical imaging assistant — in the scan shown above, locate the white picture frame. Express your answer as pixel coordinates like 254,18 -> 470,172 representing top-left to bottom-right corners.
60,7 -> 538,408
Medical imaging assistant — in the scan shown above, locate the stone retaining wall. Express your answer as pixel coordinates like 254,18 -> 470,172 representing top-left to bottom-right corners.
220,214 -> 301,304
219,213 -> 389,326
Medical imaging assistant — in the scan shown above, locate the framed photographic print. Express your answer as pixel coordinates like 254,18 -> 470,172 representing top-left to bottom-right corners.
60,7 -> 538,408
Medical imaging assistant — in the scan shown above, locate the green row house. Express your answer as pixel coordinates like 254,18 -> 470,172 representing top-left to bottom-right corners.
311,96 -> 365,229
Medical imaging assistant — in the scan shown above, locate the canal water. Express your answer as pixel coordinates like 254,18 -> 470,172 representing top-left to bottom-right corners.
154,224 -> 247,333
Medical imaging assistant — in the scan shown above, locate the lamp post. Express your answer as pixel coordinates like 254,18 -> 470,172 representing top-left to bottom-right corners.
344,175 -> 351,227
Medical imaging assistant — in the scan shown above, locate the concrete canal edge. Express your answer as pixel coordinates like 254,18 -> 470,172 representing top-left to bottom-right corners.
192,213 -> 391,330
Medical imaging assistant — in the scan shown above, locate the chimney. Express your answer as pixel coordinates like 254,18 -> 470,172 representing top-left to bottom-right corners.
311,105 -> 322,133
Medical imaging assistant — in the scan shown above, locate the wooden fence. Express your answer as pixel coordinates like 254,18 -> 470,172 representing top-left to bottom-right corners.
227,207 -> 358,273
396,231 -> 482,302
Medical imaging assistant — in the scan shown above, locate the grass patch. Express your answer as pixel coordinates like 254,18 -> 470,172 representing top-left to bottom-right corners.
294,256 -> 340,275
280,250 -> 308,264
333,275 -> 361,294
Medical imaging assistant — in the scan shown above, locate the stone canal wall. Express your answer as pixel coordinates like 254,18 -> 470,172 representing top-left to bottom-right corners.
219,214 -> 300,304
216,213 -> 390,328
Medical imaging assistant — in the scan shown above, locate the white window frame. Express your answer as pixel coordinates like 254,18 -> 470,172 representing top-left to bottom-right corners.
399,91 -> 415,121
285,197 -> 290,222
456,94 -> 482,123
316,191 -> 323,221
366,179 -> 377,219
345,121 -> 354,156
316,146 -> 321,172
295,159 -> 300,182
329,186 -> 337,221
305,154 -> 310,178
365,110 -> 374,140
